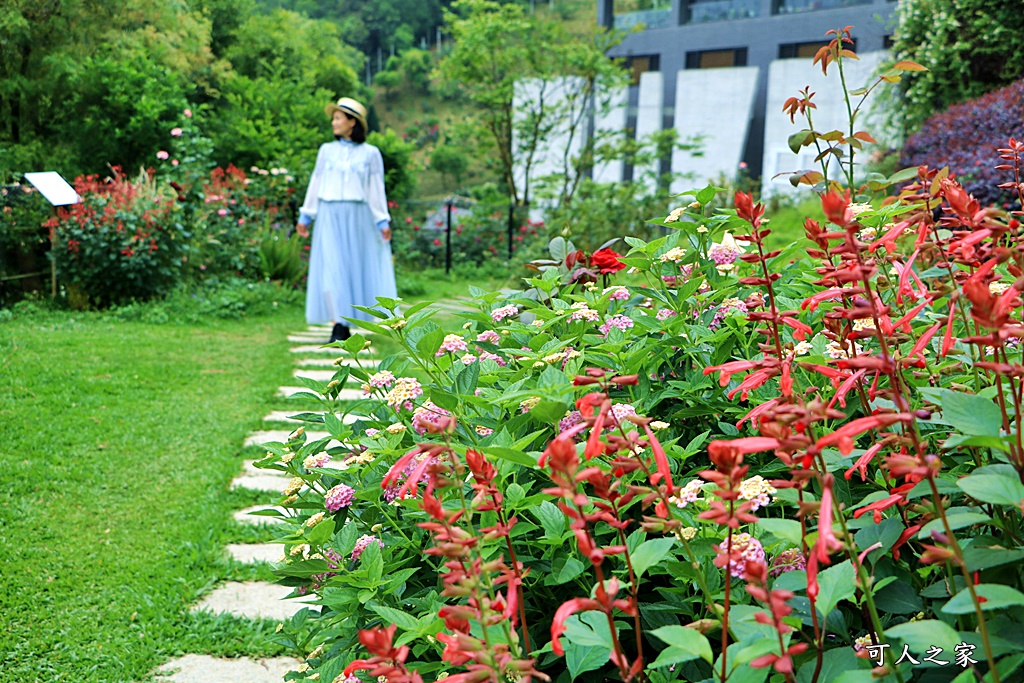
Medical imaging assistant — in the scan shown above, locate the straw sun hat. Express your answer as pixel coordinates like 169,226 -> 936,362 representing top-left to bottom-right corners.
325,97 -> 368,131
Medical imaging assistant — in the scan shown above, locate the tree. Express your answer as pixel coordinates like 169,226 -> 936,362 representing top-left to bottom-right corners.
891,0 -> 1024,134
0,0 -> 220,178
431,142 -> 469,190
438,0 -> 627,206
399,49 -> 433,94
374,69 -> 402,101
211,10 -> 364,172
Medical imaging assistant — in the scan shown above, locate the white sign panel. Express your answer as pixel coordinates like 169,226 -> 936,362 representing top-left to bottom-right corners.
24,172 -> 80,207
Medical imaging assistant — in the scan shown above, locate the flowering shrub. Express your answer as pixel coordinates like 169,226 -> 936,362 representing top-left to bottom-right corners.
51,168 -> 184,307
155,108 -> 300,281
900,79 -> 1024,210
256,30 -> 1024,683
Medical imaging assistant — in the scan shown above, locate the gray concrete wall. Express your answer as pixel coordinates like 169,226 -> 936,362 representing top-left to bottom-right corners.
593,85 -> 629,184
634,71 -> 665,192
604,0 -> 897,178
671,66 -> 760,192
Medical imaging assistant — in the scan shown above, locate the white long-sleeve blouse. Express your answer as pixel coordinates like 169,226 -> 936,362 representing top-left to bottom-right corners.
298,139 -> 390,228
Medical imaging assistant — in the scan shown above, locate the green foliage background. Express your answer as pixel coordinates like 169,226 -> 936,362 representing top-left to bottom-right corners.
891,0 -> 1024,133
0,0 -> 368,182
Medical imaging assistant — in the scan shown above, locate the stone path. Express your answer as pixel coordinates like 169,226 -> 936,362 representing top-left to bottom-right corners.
154,322 -> 381,682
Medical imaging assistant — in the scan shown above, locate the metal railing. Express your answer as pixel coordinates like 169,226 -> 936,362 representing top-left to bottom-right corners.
774,0 -> 871,14
613,8 -> 673,30
686,0 -> 760,22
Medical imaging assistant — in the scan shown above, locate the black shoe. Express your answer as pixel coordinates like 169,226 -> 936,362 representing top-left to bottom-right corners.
329,323 -> 350,344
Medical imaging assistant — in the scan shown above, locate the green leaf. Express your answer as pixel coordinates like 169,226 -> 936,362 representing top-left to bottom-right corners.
552,555 -> 586,584
565,642 -> 609,679
538,364 -> 566,388
479,446 -> 536,468
942,584 -> 1024,614
917,511 -> 991,539
963,547 -> 1024,572
529,399 -> 568,424
957,474 -> 1024,506
797,647 -> 864,683
756,519 -> 803,546
415,328 -> 446,357
920,387 -> 1002,436
368,604 -> 421,632
630,538 -> 676,578
563,612 -> 612,678
695,184 -> 721,205
429,387 -> 459,412
361,541 -> 383,584
455,360 -> 479,396
649,625 -> 713,666
873,579 -> 923,614
885,619 -> 960,655
815,560 -> 856,618
505,482 -> 526,508
534,501 -> 567,538
854,515 -> 903,564
788,130 -> 814,154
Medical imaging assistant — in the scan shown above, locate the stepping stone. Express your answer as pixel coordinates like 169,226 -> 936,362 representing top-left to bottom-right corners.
290,345 -> 355,354
154,654 -> 301,683
192,581 -> 316,621
231,473 -> 293,494
242,460 -> 286,476
288,334 -> 329,343
233,506 -> 288,526
294,357 -> 379,368
243,430 -> 332,447
295,369 -> 353,382
226,543 -> 284,564
263,411 -> 366,425
277,386 -> 365,401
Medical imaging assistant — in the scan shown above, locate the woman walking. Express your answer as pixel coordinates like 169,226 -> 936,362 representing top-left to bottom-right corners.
296,97 -> 396,343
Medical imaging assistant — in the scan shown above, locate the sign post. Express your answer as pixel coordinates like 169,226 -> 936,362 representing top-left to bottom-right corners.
23,172 -> 80,298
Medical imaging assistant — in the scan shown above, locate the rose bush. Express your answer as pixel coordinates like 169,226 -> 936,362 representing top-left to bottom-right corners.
254,30 -> 1024,683
51,168 -> 185,307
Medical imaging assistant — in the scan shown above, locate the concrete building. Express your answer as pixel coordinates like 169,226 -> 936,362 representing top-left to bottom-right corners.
596,0 -> 899,195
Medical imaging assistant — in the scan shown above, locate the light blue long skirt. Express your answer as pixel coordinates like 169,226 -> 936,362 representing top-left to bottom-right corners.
305,201 -> 397,325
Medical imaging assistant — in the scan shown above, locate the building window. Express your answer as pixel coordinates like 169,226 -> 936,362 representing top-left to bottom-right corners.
779,38 -> 857,59
613,0 -> 672,30
684,0 -> 759,23
624,55 -> 661,85
774,0 -> 871,15
685,48 -> 748,69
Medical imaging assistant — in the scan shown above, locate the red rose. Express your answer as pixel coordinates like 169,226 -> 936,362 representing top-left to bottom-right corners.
591,247 -> 626,274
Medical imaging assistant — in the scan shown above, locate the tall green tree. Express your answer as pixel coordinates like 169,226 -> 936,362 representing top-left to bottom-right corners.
438,0 -> 627,206
892,0 -> 1024,133
0,0 -> 221,178
211,9 -> 365,171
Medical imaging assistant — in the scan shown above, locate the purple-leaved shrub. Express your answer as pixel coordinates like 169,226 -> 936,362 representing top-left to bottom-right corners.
900,79 -> 1024,208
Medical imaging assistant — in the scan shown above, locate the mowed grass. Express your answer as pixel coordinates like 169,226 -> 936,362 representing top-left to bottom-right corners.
0,305 -> 306,682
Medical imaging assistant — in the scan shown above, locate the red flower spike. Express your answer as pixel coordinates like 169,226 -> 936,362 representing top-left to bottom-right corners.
642,422 -> 675,493
821,190 -> 851,227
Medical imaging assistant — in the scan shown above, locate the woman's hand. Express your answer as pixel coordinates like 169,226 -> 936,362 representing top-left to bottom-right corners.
296,222 -> 309,238
381,226 -> 392,242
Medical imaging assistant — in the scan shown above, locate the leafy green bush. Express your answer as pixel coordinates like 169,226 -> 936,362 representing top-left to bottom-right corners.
259,230 -> 307,287
252,30 -> 1024,683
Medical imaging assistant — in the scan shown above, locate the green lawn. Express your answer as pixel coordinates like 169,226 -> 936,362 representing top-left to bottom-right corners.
0,304 -> 305,682
0,269 -> 520,682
